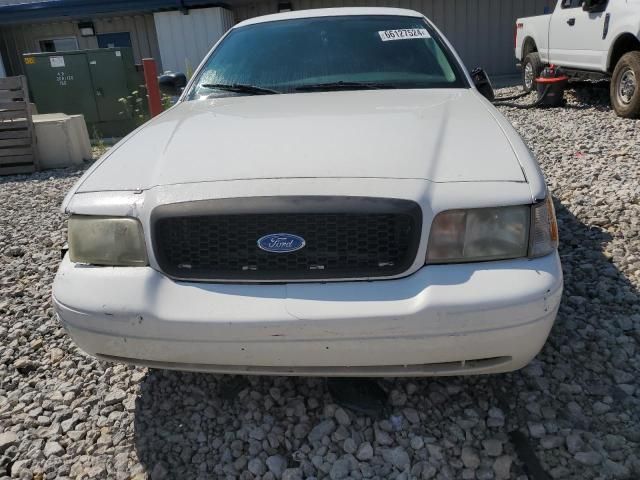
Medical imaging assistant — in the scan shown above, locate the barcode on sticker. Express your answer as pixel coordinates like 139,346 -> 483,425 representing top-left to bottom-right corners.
378,28 -> 430,41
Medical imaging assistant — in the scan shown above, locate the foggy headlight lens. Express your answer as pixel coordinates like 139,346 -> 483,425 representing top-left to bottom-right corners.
68,216 -> 148,266
426,206 -> 530,263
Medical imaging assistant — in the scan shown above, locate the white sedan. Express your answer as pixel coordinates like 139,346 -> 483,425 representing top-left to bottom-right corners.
53,8 -> 563,377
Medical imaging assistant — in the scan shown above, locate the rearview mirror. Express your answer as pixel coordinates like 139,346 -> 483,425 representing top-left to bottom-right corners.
470,67 -> 495,102
158,72 -> 187,96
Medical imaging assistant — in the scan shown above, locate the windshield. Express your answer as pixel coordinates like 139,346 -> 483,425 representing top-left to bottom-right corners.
187,15 -> 467,98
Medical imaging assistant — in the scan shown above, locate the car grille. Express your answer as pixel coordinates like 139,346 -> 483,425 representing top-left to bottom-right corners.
152,197 -> 422,282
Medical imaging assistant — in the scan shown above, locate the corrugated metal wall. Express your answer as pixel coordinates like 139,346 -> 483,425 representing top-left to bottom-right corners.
153,7 -> 235,75
0,1 -> 555,77
233,0 -> 554,75
0,13 -> 161,76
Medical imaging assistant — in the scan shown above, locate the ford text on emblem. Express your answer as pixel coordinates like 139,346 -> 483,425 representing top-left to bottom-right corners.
257,233 -> 306,253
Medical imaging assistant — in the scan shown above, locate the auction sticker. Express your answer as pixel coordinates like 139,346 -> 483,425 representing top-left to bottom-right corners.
378,28 -> 430,41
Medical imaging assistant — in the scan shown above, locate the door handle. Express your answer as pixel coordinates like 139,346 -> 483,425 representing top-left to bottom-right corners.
567,18 -> 576,26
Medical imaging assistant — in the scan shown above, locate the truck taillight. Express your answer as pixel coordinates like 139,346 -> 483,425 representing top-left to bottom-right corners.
514,23 -> 523,49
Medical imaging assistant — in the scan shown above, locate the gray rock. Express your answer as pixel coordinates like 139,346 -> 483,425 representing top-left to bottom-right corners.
356,442 -> 374,461
603,459 -> 631,478
103,388 -> 127,406
329,458 -> 351,479
492,455 -> 512,479
248,457 -> 266,476
0,432 -> 18,453
43,441 -> 64,458
426,444 -> 443,460
527,423 -> 546,439
389,389 -> 407,407
343,438 -> 357,454
476,467 -> 494,480
461,447 -> 480,469
422,464 -> 437,479
334,408 -> 350,426
482,439 -> 503,457
403,408 -> 420,424
60,417 -> 78,433
410,436 -> 424,451
308,419 -> 335,443
540,436 -> 564,449
293,423 -> 309,439
13,357 -> 36,374
549,466 -> 570,479
150,463 -> 168,480
282,468 -> 303,480
10,459 -> 30,478
566,433 -> 584,453
382,446 -> 410,470
266,455 -> 287,478
374,428 -> 394,446
249,427 -> 266,441
574,451 -> 603,466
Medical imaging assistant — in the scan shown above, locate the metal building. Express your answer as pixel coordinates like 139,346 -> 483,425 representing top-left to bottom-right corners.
0,0 -> 554,79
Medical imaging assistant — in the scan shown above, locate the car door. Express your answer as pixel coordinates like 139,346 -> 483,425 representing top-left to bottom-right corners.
549,0 -> 610,70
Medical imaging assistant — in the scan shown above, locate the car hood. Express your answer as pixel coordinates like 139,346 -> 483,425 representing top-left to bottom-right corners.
76,89 -> 526,193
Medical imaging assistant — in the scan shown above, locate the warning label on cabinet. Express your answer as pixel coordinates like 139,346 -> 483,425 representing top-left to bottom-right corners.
49,56 -> 65,68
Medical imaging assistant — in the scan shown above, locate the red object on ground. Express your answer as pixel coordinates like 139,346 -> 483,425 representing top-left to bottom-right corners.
536,64 -> 569,83
536,75 -> 570,83
142,58 -> 162,118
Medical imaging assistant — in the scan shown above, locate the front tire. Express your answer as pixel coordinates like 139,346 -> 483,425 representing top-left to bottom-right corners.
610,51 -> 640,118
522,52 -> 542,93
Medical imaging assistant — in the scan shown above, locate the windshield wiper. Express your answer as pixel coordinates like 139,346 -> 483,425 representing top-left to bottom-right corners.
294,81 -> 396,92
200,83 -> 281,95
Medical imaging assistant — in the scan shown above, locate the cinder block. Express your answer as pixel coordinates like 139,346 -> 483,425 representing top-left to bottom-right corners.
33,113 -> 92,169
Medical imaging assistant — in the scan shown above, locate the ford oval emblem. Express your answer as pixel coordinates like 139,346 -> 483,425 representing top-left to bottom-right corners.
257,233 -> 306,253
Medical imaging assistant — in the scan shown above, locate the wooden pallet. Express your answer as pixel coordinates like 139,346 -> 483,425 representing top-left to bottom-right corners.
0,76 -> 38,176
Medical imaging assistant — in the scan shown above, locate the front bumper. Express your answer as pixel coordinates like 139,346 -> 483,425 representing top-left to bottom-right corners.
53,253 -> 563,376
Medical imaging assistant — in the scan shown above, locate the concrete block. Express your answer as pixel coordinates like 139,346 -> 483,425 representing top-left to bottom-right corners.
33,113 -> 92,169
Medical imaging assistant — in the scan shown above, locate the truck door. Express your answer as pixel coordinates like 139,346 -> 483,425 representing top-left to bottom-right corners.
549,0 -> 609,70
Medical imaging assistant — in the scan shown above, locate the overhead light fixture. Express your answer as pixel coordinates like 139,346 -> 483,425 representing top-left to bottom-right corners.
78,21 -> 95,37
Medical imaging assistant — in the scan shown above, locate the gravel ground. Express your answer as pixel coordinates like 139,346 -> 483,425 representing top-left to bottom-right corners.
0,84 -> 639,480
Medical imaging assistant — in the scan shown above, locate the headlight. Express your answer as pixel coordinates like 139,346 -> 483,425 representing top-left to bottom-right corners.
68,216 -> 148,266
426,198 -> 559,264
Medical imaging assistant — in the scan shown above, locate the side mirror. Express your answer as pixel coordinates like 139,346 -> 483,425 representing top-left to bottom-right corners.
582,0 -> 605,12
470,67 -> 495,102
158,72 -> 187,96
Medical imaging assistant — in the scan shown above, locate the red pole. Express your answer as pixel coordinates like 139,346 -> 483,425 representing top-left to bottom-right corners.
142,58 -> 162,118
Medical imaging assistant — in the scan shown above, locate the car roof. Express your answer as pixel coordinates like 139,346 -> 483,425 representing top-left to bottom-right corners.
234,7 -> 425,28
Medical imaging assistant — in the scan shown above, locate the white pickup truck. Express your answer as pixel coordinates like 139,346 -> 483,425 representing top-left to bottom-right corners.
515,0 -> 640,117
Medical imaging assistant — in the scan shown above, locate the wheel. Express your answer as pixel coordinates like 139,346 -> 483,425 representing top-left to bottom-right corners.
522,52 -> 543,93
611,51 -> 640,118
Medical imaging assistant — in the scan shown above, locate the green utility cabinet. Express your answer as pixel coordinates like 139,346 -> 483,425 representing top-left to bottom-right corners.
23,48 -> 144,137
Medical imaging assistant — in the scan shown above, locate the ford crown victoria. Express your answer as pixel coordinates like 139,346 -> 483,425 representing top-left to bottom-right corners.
53,8 -> 563,376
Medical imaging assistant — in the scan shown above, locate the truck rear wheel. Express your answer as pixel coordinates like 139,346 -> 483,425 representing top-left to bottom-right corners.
522,52 -> 542,93
611,51 -> 640,118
